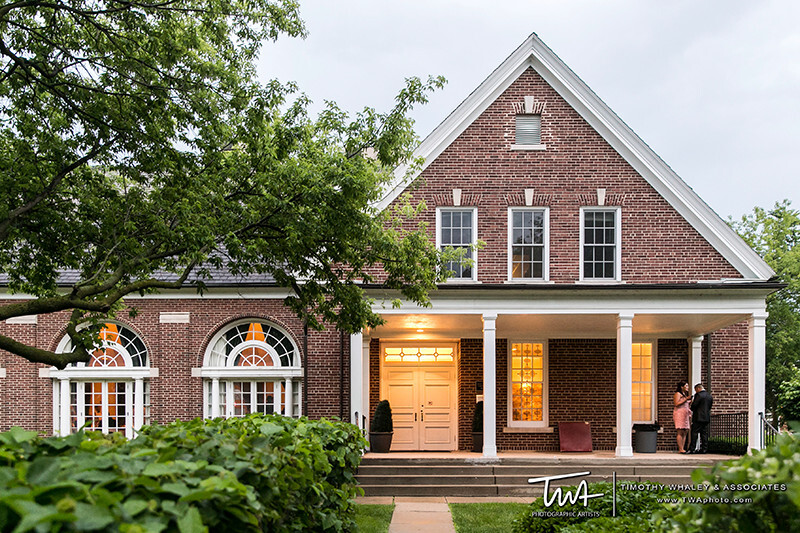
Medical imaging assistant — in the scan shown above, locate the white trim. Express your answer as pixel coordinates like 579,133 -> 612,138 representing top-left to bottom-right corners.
506,339 -> 549,428
375,33 -> 773,280
202,318 -> 301,368
47,368 -> 156,380
748,312 -> 768,451
482,313 -> 498,458
0,368 -> 5,378
579,206 -> 622,282
194,367 -> 303,379
510,144 -> 547,151
159,312 -> 190,324
689,336 -> 703,391
436,206 -> 478,282
5,315 -> 37,324
507,207 -> 550,282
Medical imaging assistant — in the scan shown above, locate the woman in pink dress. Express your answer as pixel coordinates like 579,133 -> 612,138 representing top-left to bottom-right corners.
673,381 -> 692,453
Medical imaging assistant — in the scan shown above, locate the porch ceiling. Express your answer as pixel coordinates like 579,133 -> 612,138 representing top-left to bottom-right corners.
369,312 -> 749,340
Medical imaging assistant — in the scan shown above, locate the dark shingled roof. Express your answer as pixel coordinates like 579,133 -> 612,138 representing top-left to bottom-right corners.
0,266 -> 278,288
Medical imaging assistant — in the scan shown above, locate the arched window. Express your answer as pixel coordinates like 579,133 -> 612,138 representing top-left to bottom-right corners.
49,323 -> 154,437
196,320 -> 302,419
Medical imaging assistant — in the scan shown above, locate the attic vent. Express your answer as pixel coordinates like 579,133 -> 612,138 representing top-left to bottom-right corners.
515,115 -> 541,145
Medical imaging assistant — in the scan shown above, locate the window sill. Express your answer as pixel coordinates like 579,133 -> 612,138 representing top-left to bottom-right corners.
611,427 -> 664,434
510,144 -> 547,151
503,426 -> 554,434
574,280 -> 626,285
504,279 -> 554,284
443,279 -> 481,284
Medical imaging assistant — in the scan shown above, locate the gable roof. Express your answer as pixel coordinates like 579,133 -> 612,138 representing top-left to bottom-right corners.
378,33 -> 774,281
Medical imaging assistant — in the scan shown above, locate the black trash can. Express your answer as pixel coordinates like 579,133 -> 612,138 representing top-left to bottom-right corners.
633,423 -> 660,453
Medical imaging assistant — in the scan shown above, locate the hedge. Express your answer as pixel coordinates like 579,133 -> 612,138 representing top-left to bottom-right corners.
0,414 -> 366,532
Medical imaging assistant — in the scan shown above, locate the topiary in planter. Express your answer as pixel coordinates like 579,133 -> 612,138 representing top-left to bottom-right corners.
472,401 -> 484,453
369,400 -> 393,452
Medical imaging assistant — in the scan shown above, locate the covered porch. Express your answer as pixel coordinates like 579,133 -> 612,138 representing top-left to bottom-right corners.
350,284 -> 771,457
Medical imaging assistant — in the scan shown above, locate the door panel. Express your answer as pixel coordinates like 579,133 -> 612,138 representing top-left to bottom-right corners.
382,364 -> 456,451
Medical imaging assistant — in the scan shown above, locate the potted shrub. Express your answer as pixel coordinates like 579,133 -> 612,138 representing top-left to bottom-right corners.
369,400 -> 393,453
632,421 -> 660,453
472,401 -> 484,453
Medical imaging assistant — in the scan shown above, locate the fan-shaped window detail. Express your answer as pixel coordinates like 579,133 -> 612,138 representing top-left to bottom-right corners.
198,320 -> 302,419
49,323 -> 154,438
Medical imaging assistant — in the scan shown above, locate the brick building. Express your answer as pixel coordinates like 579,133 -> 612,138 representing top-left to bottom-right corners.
0,34 -> 779,456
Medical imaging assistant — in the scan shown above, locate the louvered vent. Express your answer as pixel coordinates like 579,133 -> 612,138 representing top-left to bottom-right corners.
515,115 -> 541,145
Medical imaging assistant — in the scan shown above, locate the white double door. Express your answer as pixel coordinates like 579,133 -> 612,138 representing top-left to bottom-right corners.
383,365 -> 457,451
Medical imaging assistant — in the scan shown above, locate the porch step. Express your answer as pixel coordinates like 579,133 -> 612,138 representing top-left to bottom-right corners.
356,457 -> 717,497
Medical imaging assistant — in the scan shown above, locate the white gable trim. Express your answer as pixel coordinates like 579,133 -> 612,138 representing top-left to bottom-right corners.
378,33 -> 774,281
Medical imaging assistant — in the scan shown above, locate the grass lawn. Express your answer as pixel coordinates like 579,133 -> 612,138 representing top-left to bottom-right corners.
354,504 -> 394,533
450,502 -> 530,533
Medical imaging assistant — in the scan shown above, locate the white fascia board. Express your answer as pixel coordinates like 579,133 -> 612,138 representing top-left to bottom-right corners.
376,33 -> 773,280
43,368 -> 157,380
191,367 -> 303,379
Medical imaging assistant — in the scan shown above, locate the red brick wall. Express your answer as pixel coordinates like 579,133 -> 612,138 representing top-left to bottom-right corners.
0,298 -> 348,432
457,338 -> 483,450
386,67 -> 742,284
707,322 -> 749,413
657,339 -> 690,451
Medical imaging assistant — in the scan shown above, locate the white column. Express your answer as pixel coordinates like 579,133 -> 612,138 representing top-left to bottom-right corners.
285,378 -> 294,417
350,332 -> 364,426
483,313 -> 498,458
59,378 -> 71,436
210,378 -> 220,418
52,380 -> 60,435
749,312 -> 768,451
689,336 -> 703,389
362,337 -> 370,431
273,381 -> 281,415
134,378 -> 144,433
616,313 -> 634,457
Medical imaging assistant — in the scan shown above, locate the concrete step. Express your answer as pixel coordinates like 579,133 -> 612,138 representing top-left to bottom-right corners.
357,465 -> 492,476
358,475 -> 495,486
362,484 -> 500,497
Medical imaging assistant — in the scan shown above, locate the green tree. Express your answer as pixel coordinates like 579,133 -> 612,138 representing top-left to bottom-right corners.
0,1 -> 448,368
732,200 -> 800,416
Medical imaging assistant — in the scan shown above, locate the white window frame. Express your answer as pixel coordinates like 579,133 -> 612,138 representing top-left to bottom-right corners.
196,318 -> 302,419
579,206 -> 622,282
507,207 -> 550,282
632,340 -> 657,424
506,340 -> 549,428
436,207 -> 478,282
47,322 -> 155,438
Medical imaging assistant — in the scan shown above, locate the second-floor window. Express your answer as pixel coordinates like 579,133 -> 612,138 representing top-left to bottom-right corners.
438,208 -> 476,280
581,208 -> 621,281
509,208 -> 548,280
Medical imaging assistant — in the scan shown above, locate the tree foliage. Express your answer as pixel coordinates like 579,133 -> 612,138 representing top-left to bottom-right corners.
731,200 -> 800,414
0,1 -> 449,368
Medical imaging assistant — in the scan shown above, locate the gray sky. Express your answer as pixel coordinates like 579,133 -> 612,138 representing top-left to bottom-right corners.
259,0 -> 800,220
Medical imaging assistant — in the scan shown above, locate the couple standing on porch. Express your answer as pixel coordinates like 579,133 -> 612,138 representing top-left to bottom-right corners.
673,382 -> 714,453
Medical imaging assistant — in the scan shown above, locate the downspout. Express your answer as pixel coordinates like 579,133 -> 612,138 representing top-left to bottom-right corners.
704,333 -> 712,392
339,329 -> 345,420
303,321 -> 308,417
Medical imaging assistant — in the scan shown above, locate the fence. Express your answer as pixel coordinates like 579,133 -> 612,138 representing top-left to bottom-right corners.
760,411 -> 780,449
708,411 -> 748,455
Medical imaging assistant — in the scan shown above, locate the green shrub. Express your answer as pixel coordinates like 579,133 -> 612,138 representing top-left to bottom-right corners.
665,431 -> 800,532
511,481 -> 681,533
707,436 -> 748,455
371,400 -> 393,433
0,414 -> 367,532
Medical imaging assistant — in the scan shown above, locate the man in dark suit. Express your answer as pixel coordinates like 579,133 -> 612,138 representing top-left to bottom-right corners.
689,384 -> 713,453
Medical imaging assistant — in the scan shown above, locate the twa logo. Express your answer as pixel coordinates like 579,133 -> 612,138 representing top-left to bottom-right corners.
528,471 -> 604,507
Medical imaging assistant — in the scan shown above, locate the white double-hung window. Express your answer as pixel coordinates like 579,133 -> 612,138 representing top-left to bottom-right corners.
437,207 -> 477,281
509,208 -> 549,281
580,207 -> 621,281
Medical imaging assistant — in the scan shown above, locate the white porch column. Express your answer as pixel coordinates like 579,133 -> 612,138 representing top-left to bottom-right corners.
616,313 -> 634,457
59,378 -> 70,436
134,378 -> 144,433
284,378 -> 294,417
483,313 -> 498,458
689,336 -> 703,389
748,312 -> 768,451
350,332 -> 364,427
210,377 -> 220,418
362,336 -> 370,431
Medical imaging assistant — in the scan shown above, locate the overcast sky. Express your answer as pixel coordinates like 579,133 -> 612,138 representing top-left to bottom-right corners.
259,0 -> 799,220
